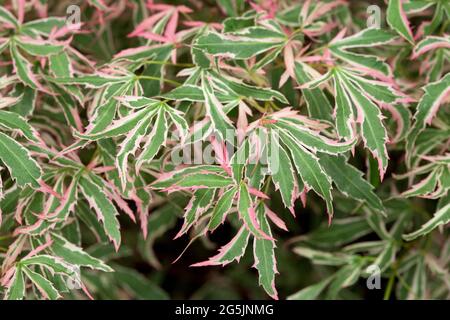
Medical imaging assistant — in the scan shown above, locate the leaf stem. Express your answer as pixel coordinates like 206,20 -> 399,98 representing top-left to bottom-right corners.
384,271 -> 396,300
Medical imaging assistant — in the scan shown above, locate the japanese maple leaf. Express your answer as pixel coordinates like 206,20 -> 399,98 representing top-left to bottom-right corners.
249,0 -> 279,19
128,2 -> 193,62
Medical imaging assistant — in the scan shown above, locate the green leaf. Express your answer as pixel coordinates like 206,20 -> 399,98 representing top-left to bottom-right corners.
412,36 -> 450,59
344,70 -> 401,104
162,84 -> 217,102
217,0 -> 245,17
330,47 -> 391,76
406,73 -> 450,165
387,0 -> 414,44
327,261 -> 363,299
118,95 -> 161,109
223,16 -> 255,32
141,201 -> 179,269
113,266 -> 169,300
194,30 -> 285,59
253,204 -> 278,299
51,233 -> 113,272
338,71 -> 389,178
208,186 -> 238,231
211,72 -> 288,103
238,182 -> 272,240
22,17 -> 66,36
294,62 -> 333,121
51,177 -> 79,222
408,256 -> 426,299
319,154 -> 384,212
116,109 -> 154,189
176,188 -> 216,238
75,106 -> 157,141
403,202 -> 450,241
151,165 -> 229,189
268,130 -> 295,208
0,167 -> 3,201
79,175 -> 121,250
192,40 -> 212,68
0,110 -> 40,142
166,108 -> 189,142
52,74 -> 131,88
9,85 -> 36,117
333,73 -> 354,139
49,52 -> 73,78
202,73 -> 235,143
10,43 -> 40,89
21,255 -> 74,275
16,38 -> 65,56
175,172 -> 234,189
278,130 -> 334,217
22,266 -> 60,300
153,168 -> 234,190
0,6 -> 18,28
0,132 -> 41,187
191,226 -> 250,266
302,216 -> 376,248
293,247 -> 352,266
76,201 -> 108,242
136,107 -> 168,170
288,276 -> 333,300
331,28 -> 397,48
230,139 -> 249,183
274,120 -> 355,154
0,38 -> 9,55
4,268 -> 25,300
401,168 -> 441,198
374,241 -> 396,272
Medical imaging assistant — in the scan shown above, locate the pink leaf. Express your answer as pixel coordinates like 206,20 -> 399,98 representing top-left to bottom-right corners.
265,205 -> 288,231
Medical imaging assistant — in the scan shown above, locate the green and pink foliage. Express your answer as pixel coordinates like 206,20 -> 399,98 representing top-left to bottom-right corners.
0,0 -> 449,300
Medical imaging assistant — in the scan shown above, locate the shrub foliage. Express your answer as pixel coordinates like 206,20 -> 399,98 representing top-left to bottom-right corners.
0,0 -> 449,300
